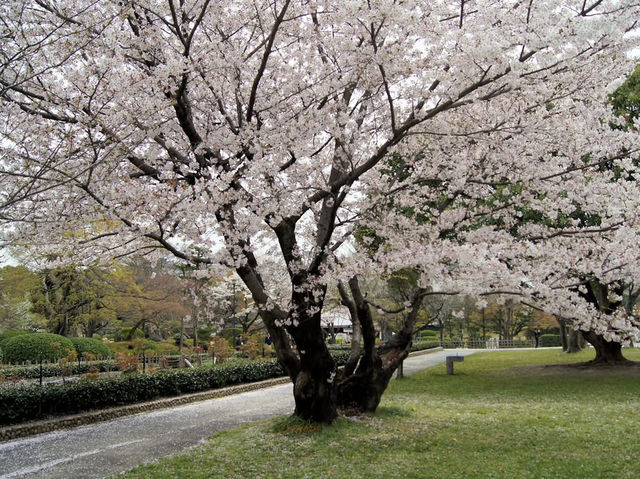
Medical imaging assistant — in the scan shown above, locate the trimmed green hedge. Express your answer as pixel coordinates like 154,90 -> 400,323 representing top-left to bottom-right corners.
411,340 -> 440,351
540,334 -> 561,347
0,331 -> 29,348
0,360 -> 285,424
1,360 -> 117,380
70,338 -> 112,359
419,330 -> 438,339
2,333 -> 75,364
0,350 -> 353,424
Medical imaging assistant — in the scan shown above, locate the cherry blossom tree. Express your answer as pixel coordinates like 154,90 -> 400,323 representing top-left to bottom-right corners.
1,0 -> 639,421
360,111 -> 640,364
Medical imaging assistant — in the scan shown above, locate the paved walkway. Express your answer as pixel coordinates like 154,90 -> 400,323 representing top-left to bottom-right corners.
0,349 -> 480,479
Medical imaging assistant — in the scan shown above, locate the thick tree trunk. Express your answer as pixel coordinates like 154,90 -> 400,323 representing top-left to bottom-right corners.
288,318 -> 337,422
338,282 -> 362,378
256,303 -> 335,422
336,331 -> 413,412
335,277 -> 418,413
557,318 -> 568,351
581,331 -> 627,364
574,281 -> 628,364
336,357 -> 396,412
566,329 -> 585,354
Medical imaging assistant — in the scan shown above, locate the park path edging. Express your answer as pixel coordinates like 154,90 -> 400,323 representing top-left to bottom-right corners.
0,377 -> 290,442
0,347 -> 444,442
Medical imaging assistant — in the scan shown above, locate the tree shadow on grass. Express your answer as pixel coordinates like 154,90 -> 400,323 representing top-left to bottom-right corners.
513,361 -> 640,377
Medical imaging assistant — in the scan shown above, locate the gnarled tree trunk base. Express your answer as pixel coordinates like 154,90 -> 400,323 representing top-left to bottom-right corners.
289,320 -> 339,424
336,369 -> 393,414
293,370 -> 338,423
582,331 -> 628,365
335,346 -> 410,415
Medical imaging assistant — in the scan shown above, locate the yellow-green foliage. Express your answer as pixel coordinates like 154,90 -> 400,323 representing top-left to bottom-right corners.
2,333 -> 75,363
212,337 -> 234,363
240,333 -> 267,360
108,340 -> 179,355
70,337 -> 112,359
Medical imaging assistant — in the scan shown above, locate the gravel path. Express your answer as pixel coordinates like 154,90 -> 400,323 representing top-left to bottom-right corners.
0,349 -> 480,479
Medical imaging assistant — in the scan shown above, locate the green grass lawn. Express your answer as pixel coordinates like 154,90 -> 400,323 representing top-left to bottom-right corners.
121,349 -> 640,479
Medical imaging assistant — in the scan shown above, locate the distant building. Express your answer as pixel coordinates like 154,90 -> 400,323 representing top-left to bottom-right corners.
321,307 -> 352,335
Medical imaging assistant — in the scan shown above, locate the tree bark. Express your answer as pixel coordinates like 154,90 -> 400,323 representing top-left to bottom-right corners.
337,281 -> 362,378
574,280 -> 628,363
581,331 -> 627,364
287,314 -> 337,422
566,328 -> 585,354
335,277 -> 419,413
557,317 -> 568,351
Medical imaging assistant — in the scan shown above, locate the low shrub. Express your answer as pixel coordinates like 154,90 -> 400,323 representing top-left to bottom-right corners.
331,350 -> 351,365
239,333 -> 267,360
108,340 -> 180,355
212,337 -> 235,363
0,346 -> 413,424
540,334 -> 561,347
0,331 -> 30,348
70,337 -> 112,360
419,330 -> 438,339
0,331 -> 30,363
116,352 -> 139,374
411,341 -> 440,352
0,359 -> 286,424
327,344 -> 350,352
2,333 -> 75,364
0,349 -> 354,424
0,360 -> 117,379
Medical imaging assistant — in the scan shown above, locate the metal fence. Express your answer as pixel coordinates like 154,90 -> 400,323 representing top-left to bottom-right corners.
439,338 -> 536,349
0,352 -> 212,368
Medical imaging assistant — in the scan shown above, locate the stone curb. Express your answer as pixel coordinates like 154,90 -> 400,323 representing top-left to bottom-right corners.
409,346 -> 443,357
0,347 -> 443,442
0,376 -> 291,443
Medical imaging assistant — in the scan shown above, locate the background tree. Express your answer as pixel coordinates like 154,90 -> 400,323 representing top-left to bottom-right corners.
30,265 -> 117,336
0,266 -> 44,332
610,64 -> 640,127
207,278 -> 262,339
485,300 -> 536,342
113,259 -> 190,341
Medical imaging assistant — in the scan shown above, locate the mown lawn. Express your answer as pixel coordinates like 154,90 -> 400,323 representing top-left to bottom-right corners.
121,349 -> 640,479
